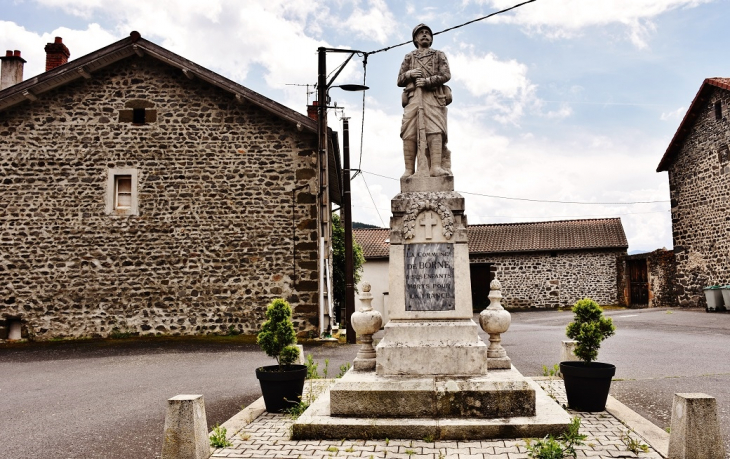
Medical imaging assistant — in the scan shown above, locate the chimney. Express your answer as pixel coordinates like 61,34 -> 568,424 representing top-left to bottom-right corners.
307,100 -> 319,121
0,50 -> 26,90
45,37 -> 70,71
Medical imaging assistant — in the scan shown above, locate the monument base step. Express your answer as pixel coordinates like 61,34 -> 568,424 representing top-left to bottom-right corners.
292,368 -> 572,440
330,367 -> 534,418
376,342 -> 489,376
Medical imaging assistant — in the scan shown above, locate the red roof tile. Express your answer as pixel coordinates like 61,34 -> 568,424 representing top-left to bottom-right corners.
353,228 -> 390,259
354,218 -> 628,259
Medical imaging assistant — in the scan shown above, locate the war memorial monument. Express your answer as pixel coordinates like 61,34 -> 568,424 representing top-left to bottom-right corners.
293,24 -> 572,439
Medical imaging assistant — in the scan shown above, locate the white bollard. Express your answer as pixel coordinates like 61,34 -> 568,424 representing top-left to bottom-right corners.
560,340 -> 580,362
161,394 -> 210,459
668,393 -> 726,459
295,344 -> 305,365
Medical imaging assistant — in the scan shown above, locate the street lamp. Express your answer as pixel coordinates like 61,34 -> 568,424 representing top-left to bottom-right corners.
316,47 -> 367,344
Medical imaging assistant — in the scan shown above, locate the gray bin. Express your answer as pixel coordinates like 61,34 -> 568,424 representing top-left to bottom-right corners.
704,286 -> 724,312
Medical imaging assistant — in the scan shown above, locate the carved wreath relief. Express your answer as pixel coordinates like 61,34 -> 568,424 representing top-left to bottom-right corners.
402,193 -> 454,240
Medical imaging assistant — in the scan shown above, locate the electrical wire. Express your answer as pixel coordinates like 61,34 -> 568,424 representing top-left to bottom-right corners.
326,0 -> 537,188
360,170 -> 670,205
364,0 -> 537,56
351,203 -> 669,221
358,173 -> 386,227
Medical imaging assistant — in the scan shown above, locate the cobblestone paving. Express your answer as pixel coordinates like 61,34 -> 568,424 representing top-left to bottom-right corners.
211,379 -> 662,459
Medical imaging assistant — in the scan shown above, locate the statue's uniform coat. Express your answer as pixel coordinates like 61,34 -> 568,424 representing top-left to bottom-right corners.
398,48 -> 451,142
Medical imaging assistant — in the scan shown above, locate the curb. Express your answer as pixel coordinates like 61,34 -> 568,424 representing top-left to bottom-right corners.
606,395 -> 669,458
209,397 -> 266,455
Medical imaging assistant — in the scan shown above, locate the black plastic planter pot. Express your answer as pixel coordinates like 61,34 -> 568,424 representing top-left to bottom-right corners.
255,364 -> 307,413
560,361 -> 616,412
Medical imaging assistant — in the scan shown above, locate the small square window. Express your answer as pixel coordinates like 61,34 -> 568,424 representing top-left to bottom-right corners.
132,108 -> 146,125
106,168 -> 138,216
115,175 -> 132,208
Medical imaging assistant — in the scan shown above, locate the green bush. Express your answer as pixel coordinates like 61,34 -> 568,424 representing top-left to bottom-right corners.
257,298 -> 299,371
565,298 -> 615,363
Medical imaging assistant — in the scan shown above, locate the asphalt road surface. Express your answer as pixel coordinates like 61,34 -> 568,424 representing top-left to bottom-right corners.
1,308 -> 728,458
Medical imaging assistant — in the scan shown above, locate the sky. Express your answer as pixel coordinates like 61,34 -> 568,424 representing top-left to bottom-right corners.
2,0 -> 729,253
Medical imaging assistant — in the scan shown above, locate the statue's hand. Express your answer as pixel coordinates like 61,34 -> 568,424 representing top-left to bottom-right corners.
415,77 -> 426,87
409,69 -> 423,79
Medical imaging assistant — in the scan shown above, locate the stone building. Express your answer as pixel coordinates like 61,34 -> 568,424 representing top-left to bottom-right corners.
354,218 -> 628,320
0,33 -> 342,340
657,78 -> 730,307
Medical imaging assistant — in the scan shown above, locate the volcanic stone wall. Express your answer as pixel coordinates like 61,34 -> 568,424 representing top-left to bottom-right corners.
667,86 -> 730,307
0,56 -> 320,340
617,249 -> 677,308
470,249 -> 624,308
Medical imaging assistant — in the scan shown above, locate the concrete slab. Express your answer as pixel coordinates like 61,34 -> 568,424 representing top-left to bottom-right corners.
292,370 -> 571,440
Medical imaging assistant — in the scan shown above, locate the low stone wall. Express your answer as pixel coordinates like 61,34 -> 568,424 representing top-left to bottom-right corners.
470,249 -> 624,308
618,249 -> 677,308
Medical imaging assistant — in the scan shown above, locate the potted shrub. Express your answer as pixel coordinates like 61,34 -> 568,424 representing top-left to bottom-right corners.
560,298 -> 616,412
255,298 -> 307,413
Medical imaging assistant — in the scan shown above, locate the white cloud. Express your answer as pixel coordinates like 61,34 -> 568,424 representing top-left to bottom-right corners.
17,0 -> 371,99
470,0 -> 715,48
660,106 -> 685,121
0,21 -> 118,78
339,0 -> 398,44
445,127 -> 673,252
449,50 -> 571,124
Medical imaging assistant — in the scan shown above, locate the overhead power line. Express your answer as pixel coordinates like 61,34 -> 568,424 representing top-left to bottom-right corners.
364,0 -> 538,56
352,203 -> 669,221
360,170 -> 670,205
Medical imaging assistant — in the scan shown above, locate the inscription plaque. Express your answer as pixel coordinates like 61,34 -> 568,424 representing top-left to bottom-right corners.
404,243 -> 455,311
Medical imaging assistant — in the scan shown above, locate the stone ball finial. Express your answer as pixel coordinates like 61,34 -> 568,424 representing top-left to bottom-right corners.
362,282 -> 371,293
490,279 -> 502,290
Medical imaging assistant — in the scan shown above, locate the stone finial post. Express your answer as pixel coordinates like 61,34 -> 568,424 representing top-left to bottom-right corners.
161,394 -> 210,459
479,279 -> 512,369
668,393 -> 726,459
351,282 -> 382,371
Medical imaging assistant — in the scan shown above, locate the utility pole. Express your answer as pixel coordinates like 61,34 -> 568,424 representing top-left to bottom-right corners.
342,117 -> 356,344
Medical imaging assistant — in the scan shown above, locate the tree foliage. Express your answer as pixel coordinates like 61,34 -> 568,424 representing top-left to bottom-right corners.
257,298 -> 299,371
332,213 -> 365,320
565,298 -> 616,363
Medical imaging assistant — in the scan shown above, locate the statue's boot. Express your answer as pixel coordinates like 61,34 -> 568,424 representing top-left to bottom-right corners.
442,146 -> 453,175
429,136 -> 449,177
401,142 -> 416,178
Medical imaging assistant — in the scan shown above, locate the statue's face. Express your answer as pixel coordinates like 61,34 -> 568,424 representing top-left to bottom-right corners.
415,28 -> 432,48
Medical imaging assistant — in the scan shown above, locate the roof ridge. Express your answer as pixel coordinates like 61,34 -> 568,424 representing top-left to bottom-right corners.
468,217 -> 620,228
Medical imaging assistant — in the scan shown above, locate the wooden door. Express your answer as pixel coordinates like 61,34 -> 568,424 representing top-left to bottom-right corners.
628,259 -> 649,306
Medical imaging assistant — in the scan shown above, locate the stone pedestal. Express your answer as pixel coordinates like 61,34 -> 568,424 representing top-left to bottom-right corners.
293,367 -> 571,440
376,178 -> 488,376
331,369 -> 534,418
302,173 -> 570,440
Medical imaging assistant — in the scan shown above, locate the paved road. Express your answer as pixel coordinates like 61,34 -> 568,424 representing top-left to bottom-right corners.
502,308 -> 730,455
1,308 -> 728,458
